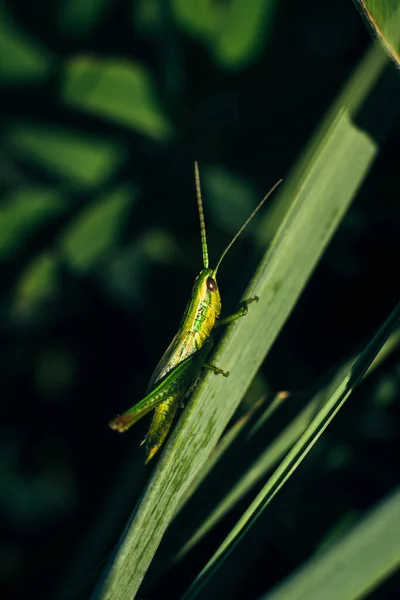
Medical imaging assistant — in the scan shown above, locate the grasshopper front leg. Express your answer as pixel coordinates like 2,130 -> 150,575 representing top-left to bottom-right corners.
206,298 -> 258,377
204,363 -> 230,377
217,295 -> 259,327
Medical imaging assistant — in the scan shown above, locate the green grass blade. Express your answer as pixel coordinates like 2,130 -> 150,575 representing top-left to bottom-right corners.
354,0 -> 400,67
261,487 -> 400,600
174,394 -> 315,562
183,302 -> 400,599
173,393 -> 271,514
92,43 -> 396,600
174,327 -> 399,563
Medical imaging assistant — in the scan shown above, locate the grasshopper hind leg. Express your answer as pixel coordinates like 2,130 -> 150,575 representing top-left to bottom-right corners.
144,396 -> 180,463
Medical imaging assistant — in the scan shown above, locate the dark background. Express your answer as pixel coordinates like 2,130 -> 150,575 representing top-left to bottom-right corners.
0,1 -> 399,599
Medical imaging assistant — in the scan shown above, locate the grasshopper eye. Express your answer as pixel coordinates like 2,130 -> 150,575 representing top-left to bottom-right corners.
206,276 -> 217,292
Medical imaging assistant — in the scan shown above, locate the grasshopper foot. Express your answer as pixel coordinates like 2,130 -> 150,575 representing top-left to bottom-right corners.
217,295 -> 259,326
204,363 -> 230,377
239,295 -> 259,316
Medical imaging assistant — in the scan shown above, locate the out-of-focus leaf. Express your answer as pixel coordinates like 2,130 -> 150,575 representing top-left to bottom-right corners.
172,0 -> 218,39
60,185 -> 134,271
0,189 -> 66,259
7,124 -> 124,189
132,0 -> 163,37
354,0 -> 400,67
63,57 -> 173,140
172,0 -> 278,69
13,252 -> 58,317
262,487 -> 400,600
101,227 -> 178,307
58,0 -> 112,36
0,6 -> 51,83
213,0 -> 277,69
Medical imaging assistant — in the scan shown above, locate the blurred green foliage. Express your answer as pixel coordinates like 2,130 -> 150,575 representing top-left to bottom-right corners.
0,5 -> 52,82
6,123 -> 125,188
0,1 -> 399,600
60,185 -> 134,271
63,58 -> 173,139
0,188 -> 65,258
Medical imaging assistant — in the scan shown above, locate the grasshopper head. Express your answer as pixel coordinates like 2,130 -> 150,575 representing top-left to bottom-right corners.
191,268 -> 221,318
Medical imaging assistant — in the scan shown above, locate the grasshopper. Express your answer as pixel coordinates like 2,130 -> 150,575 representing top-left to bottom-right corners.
109,163 -> 281,462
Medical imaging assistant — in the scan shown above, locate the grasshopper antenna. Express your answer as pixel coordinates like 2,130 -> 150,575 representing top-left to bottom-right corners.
213,178 -> 283,276
194,161 -> 209,269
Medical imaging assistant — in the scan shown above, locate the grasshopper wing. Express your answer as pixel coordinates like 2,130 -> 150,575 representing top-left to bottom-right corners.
109,344 -> 210,433
146,329 -> 198,392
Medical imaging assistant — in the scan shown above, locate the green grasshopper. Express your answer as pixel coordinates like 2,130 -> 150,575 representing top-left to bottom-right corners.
109,163 -> 281,462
